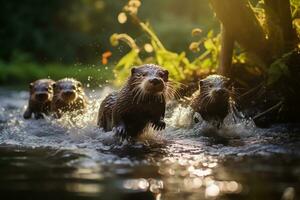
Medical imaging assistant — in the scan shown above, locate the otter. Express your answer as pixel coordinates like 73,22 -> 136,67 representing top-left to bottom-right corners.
191,74 -> 232,127
51,78 -> 87,118
97,64 -> 174,140
23,79 -> 55,119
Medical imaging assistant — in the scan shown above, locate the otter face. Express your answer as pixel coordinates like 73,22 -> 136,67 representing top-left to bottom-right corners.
131,65 -> 169,95
54,79 -> 83,103
30,79 -> 54,103
199,75 -> 231,100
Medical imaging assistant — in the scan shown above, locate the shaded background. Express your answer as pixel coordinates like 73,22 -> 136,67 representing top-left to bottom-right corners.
0,0 -> 217,86
0,0 -> 216,63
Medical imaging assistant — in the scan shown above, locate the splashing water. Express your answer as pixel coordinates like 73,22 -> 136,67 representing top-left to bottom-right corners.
0,87 -> 299,200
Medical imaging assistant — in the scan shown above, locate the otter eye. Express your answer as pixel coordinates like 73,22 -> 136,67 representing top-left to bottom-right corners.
142,72 -> 147,77
158,71 -> 165,78
77,82 -> 82,88
158,71 -> 168,81
71,85 -> 76,90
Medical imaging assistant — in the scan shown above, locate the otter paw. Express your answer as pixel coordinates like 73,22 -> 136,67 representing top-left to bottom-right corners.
23,110 -> 32,119
34,113 -> 44,119
152,120 -> 166,131
113,124 -> 127,137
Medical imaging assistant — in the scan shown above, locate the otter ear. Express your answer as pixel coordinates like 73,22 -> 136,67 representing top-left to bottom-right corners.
52,83 -> 57,89
77,82 -> 82,88
164,70 -> 169,78
131,67 -> 137,75
226,77 -> 233,86
199,80 -> 204,87
29,82 -> 34,90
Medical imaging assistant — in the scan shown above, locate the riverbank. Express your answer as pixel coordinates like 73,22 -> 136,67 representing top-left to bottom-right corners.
0,60 -> 113,88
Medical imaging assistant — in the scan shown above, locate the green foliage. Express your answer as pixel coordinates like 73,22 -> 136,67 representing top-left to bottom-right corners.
111,0 -> 299,89
0,0 -> 216,64
113,49 -> 141,85
267,51 -> 293,86
110,0 -> 220,85
191,30 -> 221,71
291,0 -> 300,35
291,0 -> 300,17
0,0 -> 127,63
111,24 -> 221,85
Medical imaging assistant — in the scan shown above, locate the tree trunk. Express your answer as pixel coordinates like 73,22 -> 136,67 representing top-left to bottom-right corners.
218,25 -> 234,77
264,0 -> 298,56
210,0 -> 271,74
210,0 -> 300,124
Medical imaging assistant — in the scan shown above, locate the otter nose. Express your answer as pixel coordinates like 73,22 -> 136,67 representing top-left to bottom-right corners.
63,91 -> 75,96
36,93 -> 48,101
214,88 -> 226,96
64,91 -> 73,95
62,90 -> 76,99
149,78 -> 162,85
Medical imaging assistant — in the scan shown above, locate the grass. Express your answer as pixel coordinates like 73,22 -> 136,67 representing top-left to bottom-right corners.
0,60 -> 114,89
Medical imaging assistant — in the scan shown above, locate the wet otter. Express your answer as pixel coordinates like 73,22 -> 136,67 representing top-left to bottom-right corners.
23,79 -> 55,119
97,64 -> 173,140
51,78 -> 87,118
191,75 -> 231,127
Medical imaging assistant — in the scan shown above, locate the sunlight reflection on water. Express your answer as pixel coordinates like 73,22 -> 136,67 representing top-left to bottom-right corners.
0,87 -> 299,199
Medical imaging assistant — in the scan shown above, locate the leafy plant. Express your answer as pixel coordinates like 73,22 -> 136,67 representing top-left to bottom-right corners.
110,0 -> 220,86
267,51 -> 293,86
110,0 -> 299,90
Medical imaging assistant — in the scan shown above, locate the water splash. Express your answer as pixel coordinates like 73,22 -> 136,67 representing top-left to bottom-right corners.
1,87 -> 299,157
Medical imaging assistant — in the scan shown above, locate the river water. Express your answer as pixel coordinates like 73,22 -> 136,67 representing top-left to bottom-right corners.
0,87 -> 299,200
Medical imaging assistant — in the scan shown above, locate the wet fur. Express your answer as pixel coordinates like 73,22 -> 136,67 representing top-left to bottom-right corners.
23,79 -> 55,119
51,78 -> 87,118
98,64 -> 174,140
191,75 -> 231,127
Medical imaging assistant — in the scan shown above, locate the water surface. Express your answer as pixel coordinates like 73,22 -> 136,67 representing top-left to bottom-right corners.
0,88 -> 299,200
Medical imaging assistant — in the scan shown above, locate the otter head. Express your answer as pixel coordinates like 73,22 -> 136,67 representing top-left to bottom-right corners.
30,79 -> 54,103
130,64 -> 169,96
199,75 -> 231,102
54,78 -> 83,103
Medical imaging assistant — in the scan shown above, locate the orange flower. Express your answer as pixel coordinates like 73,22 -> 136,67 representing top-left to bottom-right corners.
102,51 -> 112,65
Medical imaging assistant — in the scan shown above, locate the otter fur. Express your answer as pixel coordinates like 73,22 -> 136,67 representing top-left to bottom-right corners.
191,74 -> 231,127
23,79 -> 55,119
51,78 -> 87,118
97,64 -> 174,140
